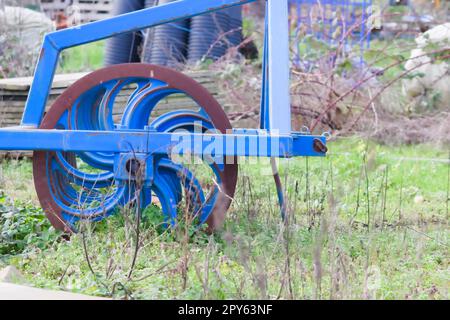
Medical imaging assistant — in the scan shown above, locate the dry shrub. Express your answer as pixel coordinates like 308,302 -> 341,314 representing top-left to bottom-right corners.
0,0 -> 52,78
198,4 -> 450,147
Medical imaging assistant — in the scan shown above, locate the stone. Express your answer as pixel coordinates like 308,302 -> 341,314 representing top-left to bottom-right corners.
0,283 -> 109,300
402,23 -> 450,112
0,266 -> 28,285
416,23 -> 450,48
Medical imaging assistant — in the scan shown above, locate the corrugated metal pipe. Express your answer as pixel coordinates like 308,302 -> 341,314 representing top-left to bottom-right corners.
104,0 -> 145,66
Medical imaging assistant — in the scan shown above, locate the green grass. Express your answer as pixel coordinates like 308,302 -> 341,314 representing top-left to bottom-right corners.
0,159 -> 36,205
0,137 -> 448,300
58,41 -> 105,73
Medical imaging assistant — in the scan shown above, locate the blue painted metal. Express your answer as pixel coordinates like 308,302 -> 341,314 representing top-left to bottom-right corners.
26,70 -> 238,228
266,0 -> 291,135
14,0 -> 310,150
260,5 -> 269,130
114,153 -> 154,187
0,128 -> 326,158
0,0 -> 328,229
21,0 -> 256,128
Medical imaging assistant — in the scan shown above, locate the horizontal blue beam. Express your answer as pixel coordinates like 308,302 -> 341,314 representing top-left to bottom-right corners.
0,128 -> 326,158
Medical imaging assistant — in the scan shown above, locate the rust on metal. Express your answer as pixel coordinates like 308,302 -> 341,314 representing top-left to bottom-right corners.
33,63 -> 238,232
313,138 -> 328,154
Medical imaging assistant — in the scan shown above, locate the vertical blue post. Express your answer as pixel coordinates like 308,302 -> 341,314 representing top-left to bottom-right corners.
21,37 -> 60,127
266,0 -> 291,135
260,12 -> 269,130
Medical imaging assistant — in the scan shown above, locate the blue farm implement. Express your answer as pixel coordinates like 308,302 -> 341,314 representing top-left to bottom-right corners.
0,0 -> 327,233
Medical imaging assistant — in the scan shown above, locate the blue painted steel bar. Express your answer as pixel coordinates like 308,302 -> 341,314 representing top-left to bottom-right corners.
0,129 -> 326,158
266,0 -> 291,135
21,0 -> 256,127
20,38 -> 60,128
260,7 -> 269,130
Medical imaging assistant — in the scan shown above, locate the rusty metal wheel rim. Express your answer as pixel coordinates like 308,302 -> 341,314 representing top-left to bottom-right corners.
33,63 -> 238,232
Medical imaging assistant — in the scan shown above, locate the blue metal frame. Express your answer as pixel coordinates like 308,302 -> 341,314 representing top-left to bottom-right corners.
0,0 -> 327,159
0,128 -> 325,158
21,0 -> 256,128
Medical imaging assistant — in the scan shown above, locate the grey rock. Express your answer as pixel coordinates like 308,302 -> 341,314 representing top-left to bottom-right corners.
0,283 -> 109,300
0,266 -> 28,285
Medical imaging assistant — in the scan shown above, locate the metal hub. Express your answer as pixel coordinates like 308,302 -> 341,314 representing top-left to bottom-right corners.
125,159 -> 142,177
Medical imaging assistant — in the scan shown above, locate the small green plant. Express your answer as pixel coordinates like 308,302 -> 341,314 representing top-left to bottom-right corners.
0,193 -> 61,257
